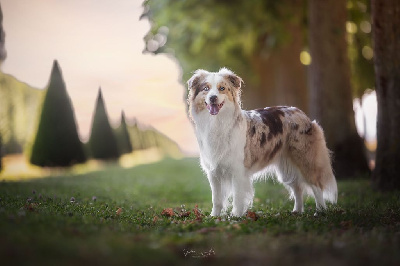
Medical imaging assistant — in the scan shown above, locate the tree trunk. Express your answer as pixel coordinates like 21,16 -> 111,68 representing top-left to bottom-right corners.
371,0 -> 400,191
244,22 -> 308,114
309,0 -> 369,178
0,3 -> 6,62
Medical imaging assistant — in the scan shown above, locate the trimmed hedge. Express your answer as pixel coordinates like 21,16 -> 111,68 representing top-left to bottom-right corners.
30,60 -> 86,167
88,88 -> 120,160
115,111 -> 133,155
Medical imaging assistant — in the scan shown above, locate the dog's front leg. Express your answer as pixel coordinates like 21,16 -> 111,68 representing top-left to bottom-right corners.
231,173 -> 254,217
207,173 -> 224,216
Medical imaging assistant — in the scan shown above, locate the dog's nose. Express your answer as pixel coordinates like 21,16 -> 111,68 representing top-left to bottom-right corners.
210,95 -> 218,104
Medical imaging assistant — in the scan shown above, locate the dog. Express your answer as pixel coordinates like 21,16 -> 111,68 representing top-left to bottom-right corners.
187,68 -> 337,217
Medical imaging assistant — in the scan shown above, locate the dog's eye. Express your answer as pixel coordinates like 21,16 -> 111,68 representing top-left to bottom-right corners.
203,86 -> 209,91
219,87 -> 225,91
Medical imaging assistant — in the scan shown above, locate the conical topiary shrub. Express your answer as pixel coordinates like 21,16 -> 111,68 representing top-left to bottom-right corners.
88,88 -> 120,160
30,60 -> 86,167
115,111 -> 133,155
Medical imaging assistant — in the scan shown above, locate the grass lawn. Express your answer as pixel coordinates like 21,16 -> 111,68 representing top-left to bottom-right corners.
0,158 -> 399,265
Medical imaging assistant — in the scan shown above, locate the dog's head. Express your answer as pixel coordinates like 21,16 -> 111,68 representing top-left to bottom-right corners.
187,68 -> 243,118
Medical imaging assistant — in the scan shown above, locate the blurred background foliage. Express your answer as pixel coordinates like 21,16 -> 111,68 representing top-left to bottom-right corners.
0,72 -> 43,154
142,0 -> 374,178
143,0 -> 374,102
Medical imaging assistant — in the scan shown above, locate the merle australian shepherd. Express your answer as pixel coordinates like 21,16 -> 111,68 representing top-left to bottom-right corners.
187,68 -> 337,217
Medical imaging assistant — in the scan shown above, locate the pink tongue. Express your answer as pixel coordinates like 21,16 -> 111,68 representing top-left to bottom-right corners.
207,104 -> 219,115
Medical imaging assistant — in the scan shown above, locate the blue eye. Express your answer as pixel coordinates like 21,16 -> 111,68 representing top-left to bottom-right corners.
219,87 -> 225,91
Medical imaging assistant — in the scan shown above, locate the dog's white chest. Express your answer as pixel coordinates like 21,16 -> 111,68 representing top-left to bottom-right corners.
194,112 -> 246,170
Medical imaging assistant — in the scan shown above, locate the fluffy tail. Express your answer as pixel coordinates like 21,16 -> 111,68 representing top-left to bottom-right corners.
313,121 -> 338,204
323,171 -> 338,204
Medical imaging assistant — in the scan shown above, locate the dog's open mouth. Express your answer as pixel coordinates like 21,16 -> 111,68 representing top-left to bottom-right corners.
206,101 -> 224,115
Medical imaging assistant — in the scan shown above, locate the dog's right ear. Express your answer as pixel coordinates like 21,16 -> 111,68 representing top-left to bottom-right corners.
187,69 -> 208,90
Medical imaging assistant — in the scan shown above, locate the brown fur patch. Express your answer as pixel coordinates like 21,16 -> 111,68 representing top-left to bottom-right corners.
217,80 -> 235,103
255,107 -> 285,140
226,74 -> 242,88
192,82 -> 209,101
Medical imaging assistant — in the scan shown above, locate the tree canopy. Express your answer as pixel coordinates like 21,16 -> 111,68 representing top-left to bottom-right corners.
143,0 -> 374,101
144,0 -> 294,78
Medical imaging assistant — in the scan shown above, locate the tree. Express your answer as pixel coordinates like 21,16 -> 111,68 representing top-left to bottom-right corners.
371,0 -> 400,190
308,0 -> 369,177
30,60 -> 86,167
0,3 -> 7,62
0,134 -> 3,172
0,4 -> 5,171
347,0 -> 375,98
88,88 -> 120,160
115,111 -> 133,155
143,0 -> 309,112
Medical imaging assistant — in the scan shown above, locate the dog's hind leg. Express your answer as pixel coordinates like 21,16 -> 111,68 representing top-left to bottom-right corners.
277,157 -> 305,213
289,182 -> 304,213
311,185 -> 326,211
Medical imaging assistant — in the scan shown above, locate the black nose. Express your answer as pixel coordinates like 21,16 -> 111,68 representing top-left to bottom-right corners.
210,95 -> 218,104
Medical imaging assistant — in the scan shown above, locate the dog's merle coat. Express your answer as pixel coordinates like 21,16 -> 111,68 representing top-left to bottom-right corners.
188,68 -> 337,217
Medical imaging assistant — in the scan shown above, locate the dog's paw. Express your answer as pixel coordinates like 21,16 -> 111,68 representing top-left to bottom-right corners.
231,208 -> 246,217
210,210 -> 221,217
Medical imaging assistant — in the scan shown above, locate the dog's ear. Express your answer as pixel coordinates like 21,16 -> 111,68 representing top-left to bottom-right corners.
219,68 -> 243,89
187,69 -> 208,90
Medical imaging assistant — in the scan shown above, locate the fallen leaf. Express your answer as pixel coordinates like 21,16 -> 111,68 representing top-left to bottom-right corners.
193,205 -> 204,220
153,216 -> 159,223
179,211 -> 191,217
161,208 -> 174,217
116,208 -> 123,216
246,211 -> 259,221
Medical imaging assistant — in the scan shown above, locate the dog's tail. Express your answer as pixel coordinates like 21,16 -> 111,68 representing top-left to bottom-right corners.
313,121 -> 338,204
322,170 -> 338,204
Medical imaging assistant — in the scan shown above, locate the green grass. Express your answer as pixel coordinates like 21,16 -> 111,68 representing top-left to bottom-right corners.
1,158 -> 399,265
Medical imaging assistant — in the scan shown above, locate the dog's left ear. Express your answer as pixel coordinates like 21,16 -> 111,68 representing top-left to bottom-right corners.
219,68 -> 243,89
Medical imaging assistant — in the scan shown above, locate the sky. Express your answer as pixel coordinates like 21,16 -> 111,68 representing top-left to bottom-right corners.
1,0 -> 199,155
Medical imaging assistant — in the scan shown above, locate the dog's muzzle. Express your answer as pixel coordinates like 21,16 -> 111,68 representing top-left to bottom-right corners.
206,95 -> 224,115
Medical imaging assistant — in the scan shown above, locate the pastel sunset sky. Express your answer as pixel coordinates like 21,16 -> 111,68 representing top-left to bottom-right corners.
1,0 -> 199,155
